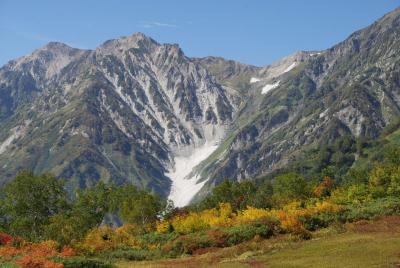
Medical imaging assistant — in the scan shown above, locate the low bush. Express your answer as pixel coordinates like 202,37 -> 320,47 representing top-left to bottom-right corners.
225,224 -> 273,246
0,233 -> 13,246
15,255 -> 63,268
138,232 -> 178,248
341,197 -> 400,222
54,257 -> 116,268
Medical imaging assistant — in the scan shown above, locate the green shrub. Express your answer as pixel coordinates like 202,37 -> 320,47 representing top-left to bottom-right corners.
225,224 -> 273,246
162,232 -> 213,256
342,197 -> 400,222
301,212 -> 341,231
138,232 -> 178,246
55,257 -> 116,268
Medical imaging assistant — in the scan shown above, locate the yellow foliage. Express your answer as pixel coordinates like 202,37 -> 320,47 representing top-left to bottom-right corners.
313,201 -> 343,214
76,225 -> 142,253
235,206 -> 272,224
219,203 -> 233,219
282,201 -> 302,212
78,226 -> 117,253
156,220 -> 171,234
171,203 -> 234,234
369,165 -> 389,187
171,212 -> 207,234
114,224 -> 139,247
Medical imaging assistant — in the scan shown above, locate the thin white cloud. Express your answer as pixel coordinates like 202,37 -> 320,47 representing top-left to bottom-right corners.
139,21 -> 179,29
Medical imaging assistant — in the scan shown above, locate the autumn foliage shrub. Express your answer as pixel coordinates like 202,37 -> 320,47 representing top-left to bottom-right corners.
156,220 -> 172,234
16,255 -> 64,268
74,227 -> 118,254
0,233 -> 13,246
170,203 -> 233,234
314,176 -> 335,197
0,236 -> 76,267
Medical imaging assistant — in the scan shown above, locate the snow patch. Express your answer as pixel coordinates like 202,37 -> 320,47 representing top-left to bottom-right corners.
261,81 -> 280,95
282,62 -> 297,73
250,77 -> 260,83
167,141 -> 219,207
71,129 -> 90,138
319,108 -> 329,118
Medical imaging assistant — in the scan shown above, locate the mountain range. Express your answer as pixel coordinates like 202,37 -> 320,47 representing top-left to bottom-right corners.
0,8 -> 399,206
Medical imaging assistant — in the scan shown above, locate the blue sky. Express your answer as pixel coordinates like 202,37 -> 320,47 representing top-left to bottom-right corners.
0,0 -> 398,67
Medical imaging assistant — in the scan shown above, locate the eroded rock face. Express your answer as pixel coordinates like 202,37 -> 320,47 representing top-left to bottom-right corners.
0,8 -> 400,204
0,33 -> 237,199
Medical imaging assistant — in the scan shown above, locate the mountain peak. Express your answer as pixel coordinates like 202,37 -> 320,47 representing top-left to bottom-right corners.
42,41 -> 73,50
130,32 -> 154,41
98,32 -> 159,56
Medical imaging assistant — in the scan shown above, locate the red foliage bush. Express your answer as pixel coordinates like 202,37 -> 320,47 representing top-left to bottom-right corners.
0,232 -> 13,245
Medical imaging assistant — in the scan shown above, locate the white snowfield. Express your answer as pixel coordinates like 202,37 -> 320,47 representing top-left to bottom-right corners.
167,141 -> 219,207
261,80 -> 280,95
250,77 -> 261,83
282,62 -> 297,73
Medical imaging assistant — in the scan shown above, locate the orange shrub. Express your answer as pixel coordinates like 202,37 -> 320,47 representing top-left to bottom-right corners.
276,211 -> 303,232
25,240 -> 59,258
16,255 -> 63,268
314,176 -> 335,197
0,246 -> 20,261
59,246 -> 75,257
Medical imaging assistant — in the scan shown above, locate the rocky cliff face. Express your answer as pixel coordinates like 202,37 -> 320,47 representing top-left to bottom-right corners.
194,8 -> 400,199
1,8 -> 399,205
0,33 -> 237,201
